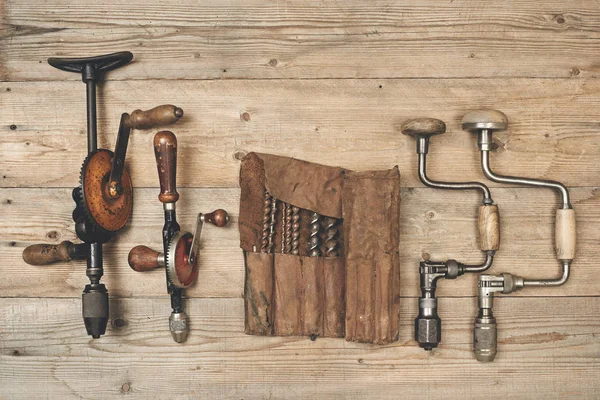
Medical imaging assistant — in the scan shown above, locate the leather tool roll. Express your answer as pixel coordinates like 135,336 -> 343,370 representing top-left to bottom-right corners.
239,152 -> 400,344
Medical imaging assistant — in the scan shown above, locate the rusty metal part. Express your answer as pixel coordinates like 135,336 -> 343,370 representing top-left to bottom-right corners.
261,190 -> 272,253
281,202 -> 288,253
80,149 -> 133,232
166,232 -> 197,289
324,217 -> 339,257
291,206 -> 300,255
309,212 -> 322,257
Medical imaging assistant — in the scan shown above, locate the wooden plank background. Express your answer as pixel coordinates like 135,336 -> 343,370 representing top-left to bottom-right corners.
1,0 -> 599,398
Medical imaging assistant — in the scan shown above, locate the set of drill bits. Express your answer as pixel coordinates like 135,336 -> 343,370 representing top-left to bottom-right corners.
259,190 -> 341,257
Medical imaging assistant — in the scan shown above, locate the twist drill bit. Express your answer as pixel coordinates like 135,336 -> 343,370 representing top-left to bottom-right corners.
324,217 -> 339,257
291,206 -> 300,255
308,212 -> 322,257
260,190 -> 272,253
284,203 -> 293,253
281,202 -> 288,253
267,195 -> 277,253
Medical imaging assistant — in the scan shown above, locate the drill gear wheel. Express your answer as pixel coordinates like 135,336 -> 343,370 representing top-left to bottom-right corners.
79,149 -> 133,232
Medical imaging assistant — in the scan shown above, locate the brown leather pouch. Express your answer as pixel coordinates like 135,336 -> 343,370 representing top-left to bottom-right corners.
240,152 -> 400,343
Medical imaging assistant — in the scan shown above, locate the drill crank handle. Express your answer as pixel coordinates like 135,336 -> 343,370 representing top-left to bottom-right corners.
188,210 -> 230,264
128,245 -> 165,272
154,131 -> 179,204
22,241 -> 88,265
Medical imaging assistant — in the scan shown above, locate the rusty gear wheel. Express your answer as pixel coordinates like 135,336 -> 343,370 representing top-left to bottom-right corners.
79,149 -> 133,232
166,232 -> 198,289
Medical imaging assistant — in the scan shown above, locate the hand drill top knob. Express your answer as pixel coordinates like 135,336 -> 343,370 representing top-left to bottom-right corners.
401,118 -> 446,139
461,110 -> 508,131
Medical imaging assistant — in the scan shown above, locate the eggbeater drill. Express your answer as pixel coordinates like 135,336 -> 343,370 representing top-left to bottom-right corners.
22,52 -> 183,338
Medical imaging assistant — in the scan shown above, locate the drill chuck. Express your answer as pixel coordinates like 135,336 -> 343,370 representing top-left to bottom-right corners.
169,311 -> 189,343
473,311 -> 497,362
415,297 -> 442,350
82,283 -> 109,339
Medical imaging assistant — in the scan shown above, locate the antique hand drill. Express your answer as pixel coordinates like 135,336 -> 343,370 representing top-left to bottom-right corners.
22,52 -> 183,338
127,131 -> 229,342
401,118 -> 501,350
462,110 -> 576,362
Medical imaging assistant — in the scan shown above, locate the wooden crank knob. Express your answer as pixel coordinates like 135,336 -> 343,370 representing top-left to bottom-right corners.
461,110 -> 508,131
153,131 -> 179,204
128,245 -> 165,272
204,209 -> 230,228
126,105 -> 184,130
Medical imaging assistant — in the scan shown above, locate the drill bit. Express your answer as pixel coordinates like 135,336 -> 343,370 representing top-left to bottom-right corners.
281,202 -> 288,253
308,212 -> 322,257
267,194 -> 277,253
260,190 -> 272,253
291,206 -> 300,255
324,217 -> 339,257
284,203 -> 293,253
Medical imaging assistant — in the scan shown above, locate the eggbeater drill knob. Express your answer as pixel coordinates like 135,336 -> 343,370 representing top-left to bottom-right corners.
128,245 -> 165,272
203,209 -> 229,227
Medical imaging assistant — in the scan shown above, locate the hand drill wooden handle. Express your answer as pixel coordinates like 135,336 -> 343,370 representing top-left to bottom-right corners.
204,209 -> 230,227
555,209 -> 576,260
128,245 -> 164,272
153,130 -> 179,203
478,205 -> 500,251
127,105 -> 183,130
23,241 -> 75,265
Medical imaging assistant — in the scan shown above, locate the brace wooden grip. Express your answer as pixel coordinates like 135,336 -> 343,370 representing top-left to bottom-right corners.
126,105 -> 183,130
153,130 -> 179,203
22,241 -> 74,265
128,245 -> 163,272
478,205 -> 500,251
555,209 -> 576,260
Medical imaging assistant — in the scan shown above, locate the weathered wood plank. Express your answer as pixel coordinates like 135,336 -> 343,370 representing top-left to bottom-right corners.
1,79 -> 600,188
2,0 -> 600,80
2,186 -> 597,298
0,297 -> 598,399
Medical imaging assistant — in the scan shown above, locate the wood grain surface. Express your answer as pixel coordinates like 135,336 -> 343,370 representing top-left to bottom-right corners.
1,0 -> 599,399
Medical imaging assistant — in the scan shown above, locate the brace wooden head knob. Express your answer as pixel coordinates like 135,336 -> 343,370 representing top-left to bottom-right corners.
461,110 -> 508,131
153,131 -> 179,204
126,105 -> 184,130
128,245 -> 165,272
204,209 -> 230,227
401,118 -> 446,139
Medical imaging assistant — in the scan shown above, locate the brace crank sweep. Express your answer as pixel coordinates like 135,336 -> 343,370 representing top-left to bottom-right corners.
22,51 -> 184,338
401,118 -> 501,350
127,131 -> 229,343
462,110 -> 576,362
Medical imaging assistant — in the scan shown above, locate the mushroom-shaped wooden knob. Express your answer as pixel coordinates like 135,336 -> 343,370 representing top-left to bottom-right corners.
127,105 -> 184,130
128,245 -> 165,272
401,118 -> 446,139
203,209 -> 230,227
22,241 -> 88,265
461,110 -> 508,131
153,130 -> 179,204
